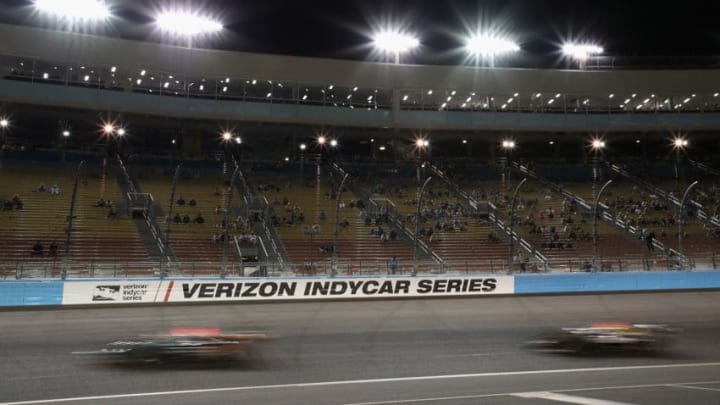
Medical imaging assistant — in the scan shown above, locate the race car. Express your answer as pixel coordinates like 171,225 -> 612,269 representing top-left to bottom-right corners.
73,328 -> 271,365
525,322 -> 680,354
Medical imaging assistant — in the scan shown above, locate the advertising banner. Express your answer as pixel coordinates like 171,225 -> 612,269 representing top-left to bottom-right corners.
61,276 -> 514,305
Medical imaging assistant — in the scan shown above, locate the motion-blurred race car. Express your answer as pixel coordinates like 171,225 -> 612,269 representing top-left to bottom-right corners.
73,328 -> 271,364
525,322 -> 680,354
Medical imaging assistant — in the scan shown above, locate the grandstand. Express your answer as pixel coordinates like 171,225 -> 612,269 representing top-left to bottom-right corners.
0,22 -> 719,278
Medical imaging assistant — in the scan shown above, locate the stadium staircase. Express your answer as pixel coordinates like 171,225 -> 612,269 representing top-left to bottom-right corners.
501,159 -> 686,270
115,155 -> 177,274
427,162 -> 549,271
327,162 -> 441,269
603,159 -> 720,228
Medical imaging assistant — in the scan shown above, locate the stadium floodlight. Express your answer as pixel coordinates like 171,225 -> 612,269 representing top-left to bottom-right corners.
673,137 -> 688,149
234,136 -> 242,144
116,128 -> 126,136
222,131 -> 232,141
62,130 -> 70,137
373,30 -> 420,64
465,34 -> 519,67
317,135 -> 326,145
502,140 -> 515,149
0,118 -> 8,128
562,43 -> 603,68
156,11 -> 223,37
591,139 -> 606,150
102,123 -> 114,134
34,0 -> 111,20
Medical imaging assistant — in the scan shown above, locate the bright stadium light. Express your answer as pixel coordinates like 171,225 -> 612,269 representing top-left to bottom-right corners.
222,131 -> 232,141
156,11 -> 223,37
563,43 -> 603,69
373,30 -> 420,64
0,118 -> 8,128
34,0 -> 111,20
466,34 -> 520,67
116,128 -> 126,136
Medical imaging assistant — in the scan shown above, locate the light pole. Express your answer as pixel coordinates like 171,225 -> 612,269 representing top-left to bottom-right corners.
593,179 -> 613,271
62,160 -> 85,280
678,180 -> 699,259
590,138 -> 605,199
299,143 -> 306,178
413,176 -> 433,276
507,177 -> 527,273
165,163 -> 182,245
465,34 -> 520,68
221,166 -> 241,278
331,173 -> 350,276
415,138 -> 429,183
501,140 -> 515,190
673,137 -> 688,185
372,30 -> 419,64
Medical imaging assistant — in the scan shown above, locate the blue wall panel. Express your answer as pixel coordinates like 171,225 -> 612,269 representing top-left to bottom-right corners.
515,271 -> 720,294
0,281 -> 63,306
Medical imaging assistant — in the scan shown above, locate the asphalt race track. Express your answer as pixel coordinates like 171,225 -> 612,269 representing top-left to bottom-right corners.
1,291 -> 720,404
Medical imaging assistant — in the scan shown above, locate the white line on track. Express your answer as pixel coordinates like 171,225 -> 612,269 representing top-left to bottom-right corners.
2,362 -> 720,405
512,391 -> 635,404
666,383 -> 720,393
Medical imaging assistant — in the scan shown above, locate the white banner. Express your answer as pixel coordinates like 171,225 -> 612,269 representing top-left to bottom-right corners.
61,276 -> 514,305
63,281 -> 165,305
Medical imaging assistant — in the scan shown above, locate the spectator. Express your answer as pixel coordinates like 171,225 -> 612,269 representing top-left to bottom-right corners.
50,184 -> 60,195
32,240 -> 43,256
37,183 -> 46,193
319,209 -> 327,220
646,231 -> 656,251
194,213 -> 205,224
389,255 -> 398,274
182,214 -> 191,224
173,213 -> 182,223
107,206 -> 118,218
48,241 -> 58,257
11,194 -> 23,210
95,198 -> 106,208
188,198 -> 197,207
177,196 -> 186,206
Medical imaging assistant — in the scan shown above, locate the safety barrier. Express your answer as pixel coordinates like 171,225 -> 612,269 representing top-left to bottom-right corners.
1,271 -> 719,307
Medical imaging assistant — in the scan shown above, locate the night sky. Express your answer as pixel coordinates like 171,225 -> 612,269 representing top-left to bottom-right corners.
1,0 -> 720,66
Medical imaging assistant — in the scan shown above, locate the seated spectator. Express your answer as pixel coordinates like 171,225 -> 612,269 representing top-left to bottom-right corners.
95,198 -> 106,208
107,206 -> 118,218
194,213 -> 205,224
341,219 -> 350,228
389,229 -> 397,240
37,183 -> 46,193
319,209 -> 327,220
48,241 -> 58,257
12,195 -> 23,210
212,233 -> 220,243
32,240 -> 43,256
50,184 -> 60,195
177,196 -> 186,206
188,198 -> 197,207
173,213 -> 182,223
582,260 -> 593,272
182,214 -> 191,224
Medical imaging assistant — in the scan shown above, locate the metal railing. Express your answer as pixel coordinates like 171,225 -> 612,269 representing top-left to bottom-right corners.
1,254 -> 715,280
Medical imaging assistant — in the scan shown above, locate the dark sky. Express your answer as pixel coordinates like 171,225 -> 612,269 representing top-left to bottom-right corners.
2,0 -> 720,67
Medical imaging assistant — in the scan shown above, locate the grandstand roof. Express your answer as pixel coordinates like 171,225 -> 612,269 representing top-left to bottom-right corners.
1,23 -> 719,95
